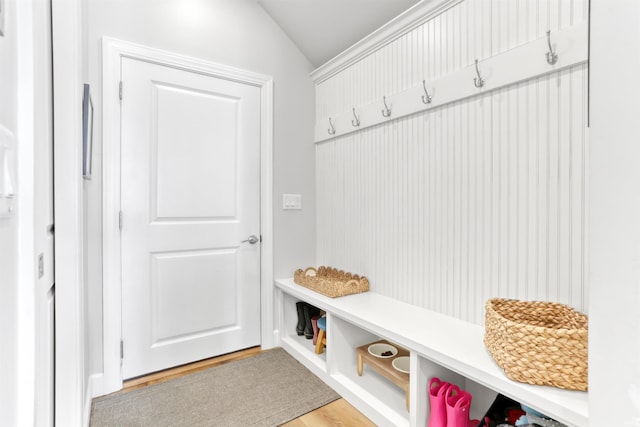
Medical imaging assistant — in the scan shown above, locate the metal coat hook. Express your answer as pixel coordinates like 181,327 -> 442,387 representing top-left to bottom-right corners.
473,59 -> 485,88
381,96 -> 392,117
421,80 -> 433,104
546,30 -> 558,65
327,117 -> 336,135
351,108 -> 360,127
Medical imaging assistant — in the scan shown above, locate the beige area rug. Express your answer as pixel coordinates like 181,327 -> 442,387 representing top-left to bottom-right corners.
90,348 -> 339,427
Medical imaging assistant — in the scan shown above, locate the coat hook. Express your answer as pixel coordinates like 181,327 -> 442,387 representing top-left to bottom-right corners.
421,80 -> 432,104
546,30 -> 558,65
351,108 -> 360,127
473,59 -> 484,88
327,117 -> 336,135
381,96 -> 392,117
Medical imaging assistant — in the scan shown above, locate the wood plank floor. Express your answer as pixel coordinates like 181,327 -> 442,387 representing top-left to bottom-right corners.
280,398 -> 376,427
122,347 -> 376,426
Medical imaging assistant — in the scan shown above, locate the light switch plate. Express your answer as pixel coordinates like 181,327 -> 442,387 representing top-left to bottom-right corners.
0,124 -> 16,218
282,194 -> 302,210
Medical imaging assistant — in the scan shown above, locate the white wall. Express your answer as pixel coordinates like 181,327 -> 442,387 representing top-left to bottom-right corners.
86,0 -> 316,383
589,1 -> 640,425
0,0 -> 20,424
315,0 -> 589,325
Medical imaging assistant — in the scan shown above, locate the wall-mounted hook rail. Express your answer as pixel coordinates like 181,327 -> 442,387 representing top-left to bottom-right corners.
314,21 -> 588,144
421,80 -> 432,104
351,108 -> 361,127
546,30 -> 558,65
381,96 -> 392,117
328,117 -> 336,135
473,59 -> 484,88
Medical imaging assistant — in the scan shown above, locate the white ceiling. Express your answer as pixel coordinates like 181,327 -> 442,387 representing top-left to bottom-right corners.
257,0 -> 422,68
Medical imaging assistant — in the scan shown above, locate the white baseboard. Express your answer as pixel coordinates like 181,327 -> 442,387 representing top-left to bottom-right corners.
82,376 -> 93,427
89,373 -> 104,398
262,328 -> 279,350
83,373 -> 106,426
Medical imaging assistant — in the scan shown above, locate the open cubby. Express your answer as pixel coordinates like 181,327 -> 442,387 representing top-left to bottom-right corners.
277,290 -> 327,374
411,355 -> 497,424
328,315 -> 410,424
275,278 -> 588,427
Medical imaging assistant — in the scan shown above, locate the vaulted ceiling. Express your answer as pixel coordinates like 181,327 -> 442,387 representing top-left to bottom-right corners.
257,0 -> 422,68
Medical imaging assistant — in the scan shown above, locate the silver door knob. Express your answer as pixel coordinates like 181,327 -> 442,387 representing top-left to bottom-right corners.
242,235 -> 259,244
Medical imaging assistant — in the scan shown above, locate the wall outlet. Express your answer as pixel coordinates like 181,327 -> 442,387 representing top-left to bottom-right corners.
282,194 -> 302,210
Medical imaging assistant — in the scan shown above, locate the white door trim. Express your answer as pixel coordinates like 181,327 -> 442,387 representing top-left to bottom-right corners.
102,37 -> 274,394
51,0 -> 88,424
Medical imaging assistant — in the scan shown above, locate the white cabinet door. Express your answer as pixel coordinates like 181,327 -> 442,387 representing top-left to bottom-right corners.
121,57 -> 261,379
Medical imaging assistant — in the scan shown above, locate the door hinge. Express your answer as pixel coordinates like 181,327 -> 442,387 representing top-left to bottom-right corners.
119,81 -> 123,100
260,235 -> 262,242
119,211 -> 123,231
120,340 -> 124,360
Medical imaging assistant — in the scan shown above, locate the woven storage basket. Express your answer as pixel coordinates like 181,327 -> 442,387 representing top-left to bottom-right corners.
293,266 -> 369,298
484,298 -> 588,391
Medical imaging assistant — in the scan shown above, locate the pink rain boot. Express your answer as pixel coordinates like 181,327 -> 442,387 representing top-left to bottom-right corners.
428,378 -> 453,427
445,388 -> 479,427
311,315 -> 321,345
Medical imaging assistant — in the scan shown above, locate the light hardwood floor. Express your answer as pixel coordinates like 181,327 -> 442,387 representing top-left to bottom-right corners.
123,347 -> 376,427
280,398 -> 376,427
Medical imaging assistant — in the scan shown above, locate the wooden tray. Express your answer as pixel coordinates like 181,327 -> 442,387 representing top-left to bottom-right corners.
356,340 -> 410,411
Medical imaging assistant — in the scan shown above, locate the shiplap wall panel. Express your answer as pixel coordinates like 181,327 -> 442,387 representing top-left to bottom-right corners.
316,0 -> 587,120
315,0 -> 588,324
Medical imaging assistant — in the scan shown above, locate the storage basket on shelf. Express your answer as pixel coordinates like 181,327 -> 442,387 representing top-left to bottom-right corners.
484,298 -> 588,391
293,266 -> 369,298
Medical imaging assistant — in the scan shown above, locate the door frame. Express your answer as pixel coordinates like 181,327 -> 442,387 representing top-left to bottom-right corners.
51,0 -> 88,424
101,37 -> 274,394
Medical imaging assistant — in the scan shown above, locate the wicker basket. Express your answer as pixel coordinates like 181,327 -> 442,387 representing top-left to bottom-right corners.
484,298 -> 588,391
293,266 -> 369,298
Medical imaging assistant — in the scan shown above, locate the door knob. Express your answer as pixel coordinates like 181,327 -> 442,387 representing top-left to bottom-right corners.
242,235 -> 259,244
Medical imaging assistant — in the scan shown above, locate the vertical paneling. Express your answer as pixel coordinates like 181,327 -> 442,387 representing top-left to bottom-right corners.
315,0 -> 588,324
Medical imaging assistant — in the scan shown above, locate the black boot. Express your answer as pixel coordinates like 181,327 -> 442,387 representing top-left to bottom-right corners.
295,302 -> 306,336
303,303 -> 320,339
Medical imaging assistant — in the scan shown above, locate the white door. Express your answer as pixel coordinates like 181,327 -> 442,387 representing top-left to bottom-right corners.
120,57 -> 261,379
34,0 -> 55,424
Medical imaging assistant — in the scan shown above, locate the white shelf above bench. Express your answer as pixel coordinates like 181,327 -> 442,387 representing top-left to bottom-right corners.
275,278 -> 588,427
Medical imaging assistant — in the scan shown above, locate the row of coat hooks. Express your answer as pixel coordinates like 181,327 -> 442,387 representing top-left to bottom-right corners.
327,30 -> 558,136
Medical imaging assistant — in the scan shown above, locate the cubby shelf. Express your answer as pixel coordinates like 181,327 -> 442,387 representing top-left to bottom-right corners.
275,278 -> 588,427
277,291 -> 327,373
